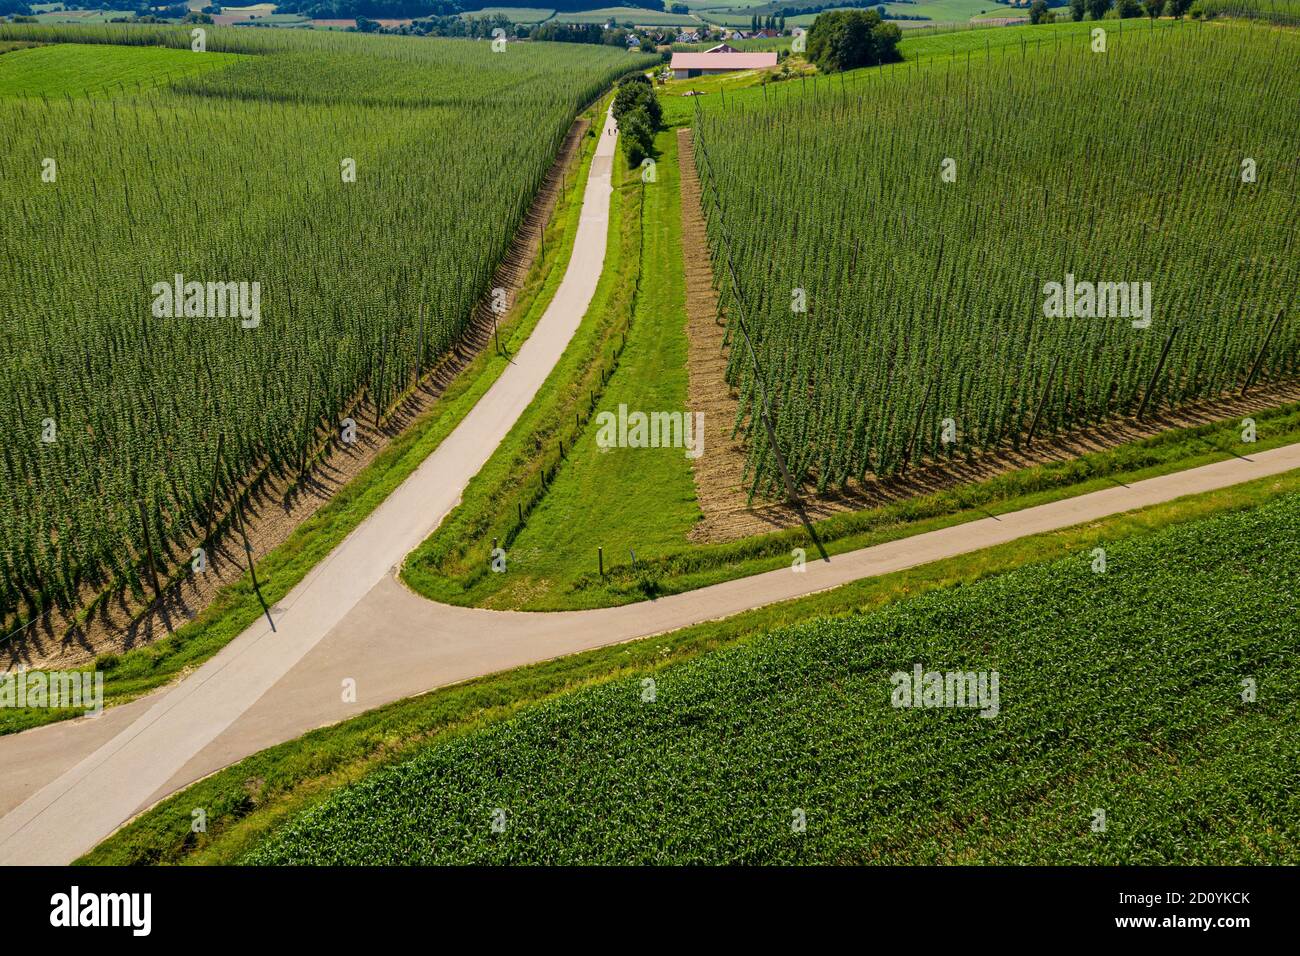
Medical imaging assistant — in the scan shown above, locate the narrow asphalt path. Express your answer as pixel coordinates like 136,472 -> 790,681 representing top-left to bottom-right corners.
1,106 -> 1297,863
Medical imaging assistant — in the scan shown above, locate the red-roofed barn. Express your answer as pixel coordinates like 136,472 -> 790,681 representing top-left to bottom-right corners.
670,51 -> 779,80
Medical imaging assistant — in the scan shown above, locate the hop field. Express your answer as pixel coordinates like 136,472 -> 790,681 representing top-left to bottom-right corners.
244,491 -> 1300,865
0,28 -> 656,627
690,21 -> 1300,496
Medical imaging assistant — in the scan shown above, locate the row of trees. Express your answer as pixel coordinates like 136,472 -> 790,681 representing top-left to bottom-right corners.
1061,0 -> 1197,18
612,73 -> 661,167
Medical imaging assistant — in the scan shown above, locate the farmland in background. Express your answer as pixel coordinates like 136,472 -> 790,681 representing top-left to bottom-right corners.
30,9 -> 138,23
0,26 -> 656,632
245,490 -> 1300,864
698,0 -> 1025,27
460,6 -> 558,22
553,6 -> 702,23
691,21 -> 1299,496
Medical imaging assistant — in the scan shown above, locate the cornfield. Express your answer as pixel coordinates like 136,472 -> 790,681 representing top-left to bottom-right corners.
0,26 -> 657,626
244,492 -> 1300,865
693,21 -> 1299,497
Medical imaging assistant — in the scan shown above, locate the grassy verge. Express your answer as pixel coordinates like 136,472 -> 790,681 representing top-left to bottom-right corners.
402,127 -> 701,610
0,101 -> 606,737
399,119 -> 645,605
244,488 -> 1300,865
81,466 -> 1300,864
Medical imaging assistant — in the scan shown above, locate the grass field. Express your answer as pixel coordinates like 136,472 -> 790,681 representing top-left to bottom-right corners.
31,10 -> 138,23
242,488 -> 1300,864
81,463 -> 1300,864
0,43 -> 243,96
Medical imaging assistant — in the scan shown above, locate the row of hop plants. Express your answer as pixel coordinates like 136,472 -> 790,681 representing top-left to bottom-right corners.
0,29 -> 659,627
691,20 -> 1299,499
1197,0 -> 1300,24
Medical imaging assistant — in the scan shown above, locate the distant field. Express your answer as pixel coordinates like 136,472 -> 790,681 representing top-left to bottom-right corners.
32,9 -> 137,23
554,6 -> 700,24
882,0 -> 1024,19
701,0 -> 1023,26
241,12 -> 310,23
0,42 -> 242,96
460,6 -> 557,21
305,18 -> 408,29
676,0 -> 766,7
